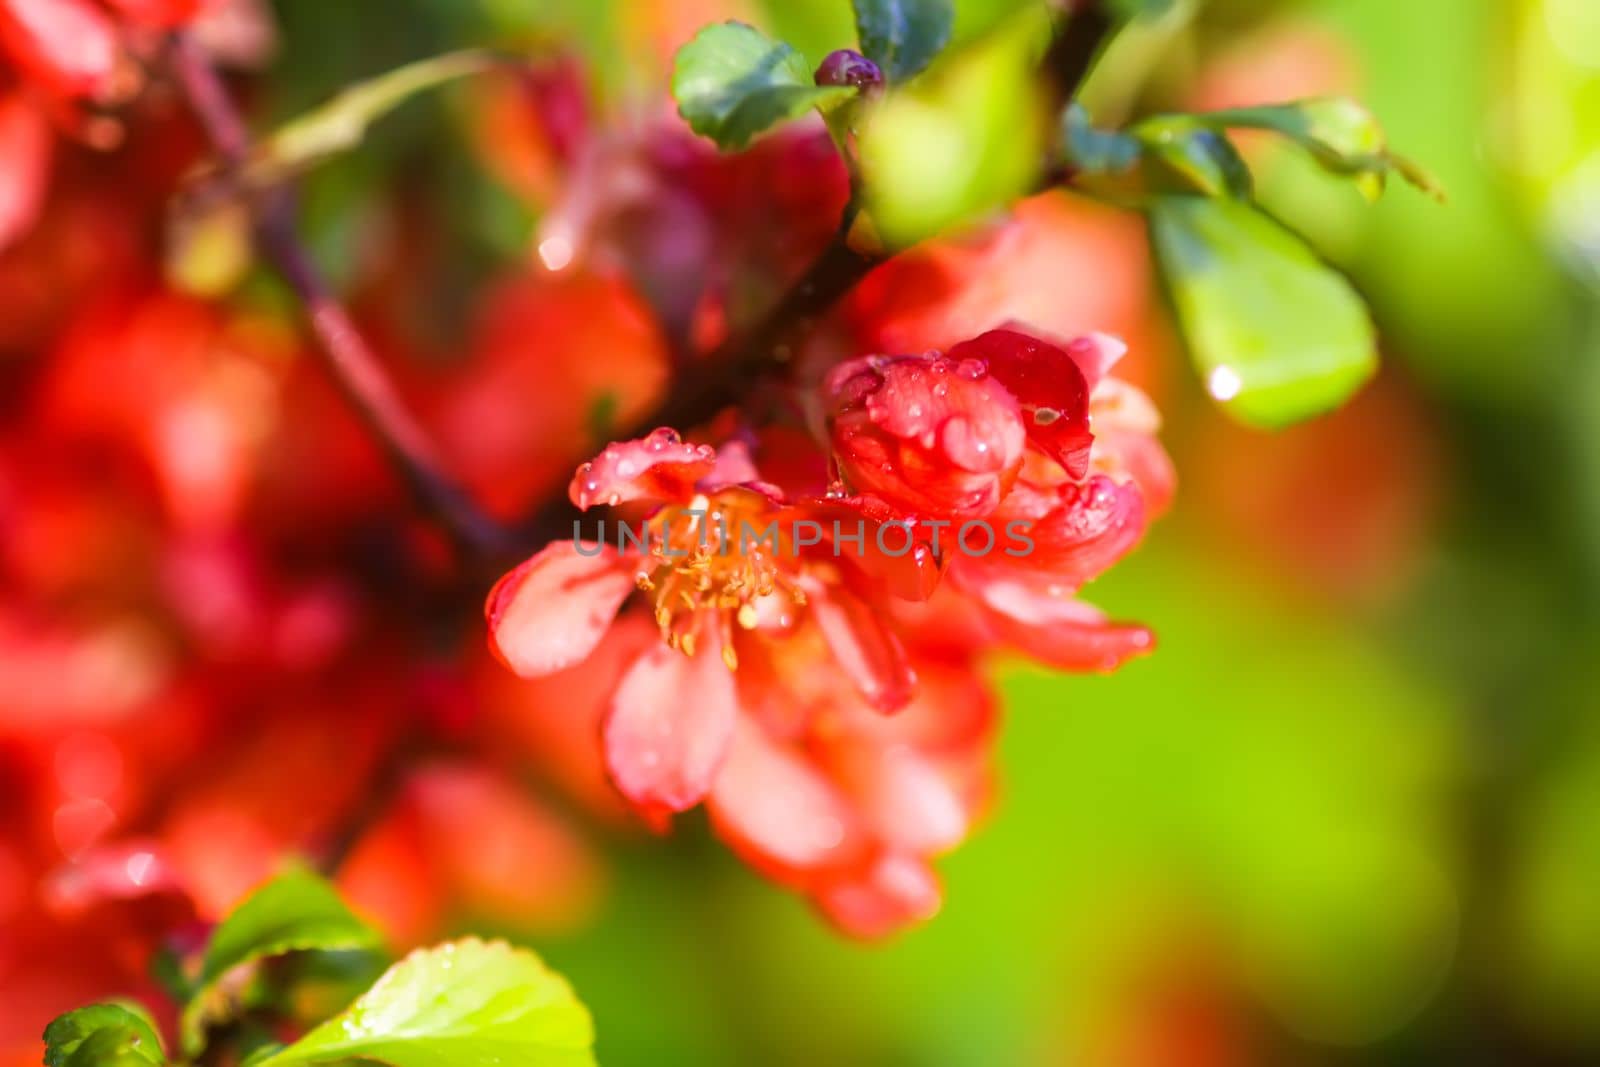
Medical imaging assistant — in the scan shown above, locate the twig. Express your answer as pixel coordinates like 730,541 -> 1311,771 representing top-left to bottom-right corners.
170,35 -> 514,558
1043,0 -> 1115,110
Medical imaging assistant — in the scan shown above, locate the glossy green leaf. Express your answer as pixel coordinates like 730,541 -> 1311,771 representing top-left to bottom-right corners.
859,13 -> 1046,247
181,864 -> 382,1056
672,22 -> 852,150
255,938 -> 597,1067
1062,107 -> 1252,203
853,0 -> 954,82
1134,116 -> 1254,199
1201,97 -> 1443,202
43,1004 -> 166,1067
1149,195 -> 1377,427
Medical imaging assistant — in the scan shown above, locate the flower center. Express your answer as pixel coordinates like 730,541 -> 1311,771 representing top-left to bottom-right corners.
634,492 -> 805,668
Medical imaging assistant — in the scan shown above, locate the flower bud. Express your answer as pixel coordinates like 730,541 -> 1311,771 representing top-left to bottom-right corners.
824,352 -> 1027,520
814,49 -> 884,91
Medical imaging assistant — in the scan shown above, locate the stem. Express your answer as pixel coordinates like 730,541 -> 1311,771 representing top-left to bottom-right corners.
171,35 -> 514,558
1044,1 -> 1115,109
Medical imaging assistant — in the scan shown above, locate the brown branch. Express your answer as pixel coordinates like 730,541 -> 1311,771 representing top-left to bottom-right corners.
170,35 -> 514,559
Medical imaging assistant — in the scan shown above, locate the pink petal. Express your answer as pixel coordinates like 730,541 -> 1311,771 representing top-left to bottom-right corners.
605,633 -> 738,816
839,651 -> 996,752
949,328 -> 1095,480
805,494 -> 945,602
486,541 -> 635,677
807,585 -> 917,712
568,427 -> 716,510
813,853 -> 941,939
1063,331 -> 1128,388
825,353 -> 1026,520
1000,473 -> 1147,587
0,0 -> 124,101
0,91 -> 50,252
707,717 -> 866,884
965,570 -> 1154,672
826,740 -> 969,854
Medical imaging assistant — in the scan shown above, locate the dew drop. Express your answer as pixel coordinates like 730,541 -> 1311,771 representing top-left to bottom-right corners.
1208,365 -> 1243,401
536,235 -> 574,272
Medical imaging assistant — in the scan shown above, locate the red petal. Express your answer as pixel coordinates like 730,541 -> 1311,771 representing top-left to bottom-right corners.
605,634 -> 737,815
949,328 -> 1095,480
805,494 -> 946,602
807,585 -> 916,712
103,0 -> 204,27
0,0 -> 123,101
707,717 -> 867,884
825,353 -> 1026,520
568,428 -> 716,510
999,473 -> 1147,587
826,741 -> 968,854
0,92 -> 50,252
486,541 -> 634,677
410,763 -> 601,930
813,853 -> 941,939
966,570 -> 1154,672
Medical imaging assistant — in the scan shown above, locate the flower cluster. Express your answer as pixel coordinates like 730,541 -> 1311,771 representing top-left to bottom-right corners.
488,325 -> 1172,935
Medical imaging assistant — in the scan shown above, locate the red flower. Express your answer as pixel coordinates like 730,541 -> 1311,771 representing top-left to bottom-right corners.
489,430 -> 920,810
0,88 -> 49,251
486,320 -> 1172,929
823,328 -> 1100,523
823,325 -> 1173,674
823,351 -> 1028,521
945,328 -> 1174,672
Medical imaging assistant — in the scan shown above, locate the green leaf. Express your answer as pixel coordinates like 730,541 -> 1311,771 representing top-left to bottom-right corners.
859,12 -> 1046,247
43,1004 -> 166,1067
180,864 -> 382,1056
1199,97 -> 1444,202
672,22 -> 853,150
1133,116 -> 1253,200
853,0 -> 954,83
224,50 -> 498,192
1149,195 -> 1377,427
254,938 -> 596,1067
1061,107 -> 1252,203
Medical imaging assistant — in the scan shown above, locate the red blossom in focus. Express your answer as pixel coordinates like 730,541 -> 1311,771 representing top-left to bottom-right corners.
487,320 -> 1172,934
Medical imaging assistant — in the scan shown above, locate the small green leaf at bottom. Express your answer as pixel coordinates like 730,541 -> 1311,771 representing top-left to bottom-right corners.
1149,195 -> 1377,427
254,938 -> 596,1067
180,864 -> 382,1055
43,1004 -> 166,1067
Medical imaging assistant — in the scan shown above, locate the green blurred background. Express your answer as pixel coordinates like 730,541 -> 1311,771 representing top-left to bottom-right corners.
270,0 -> 1600,1062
